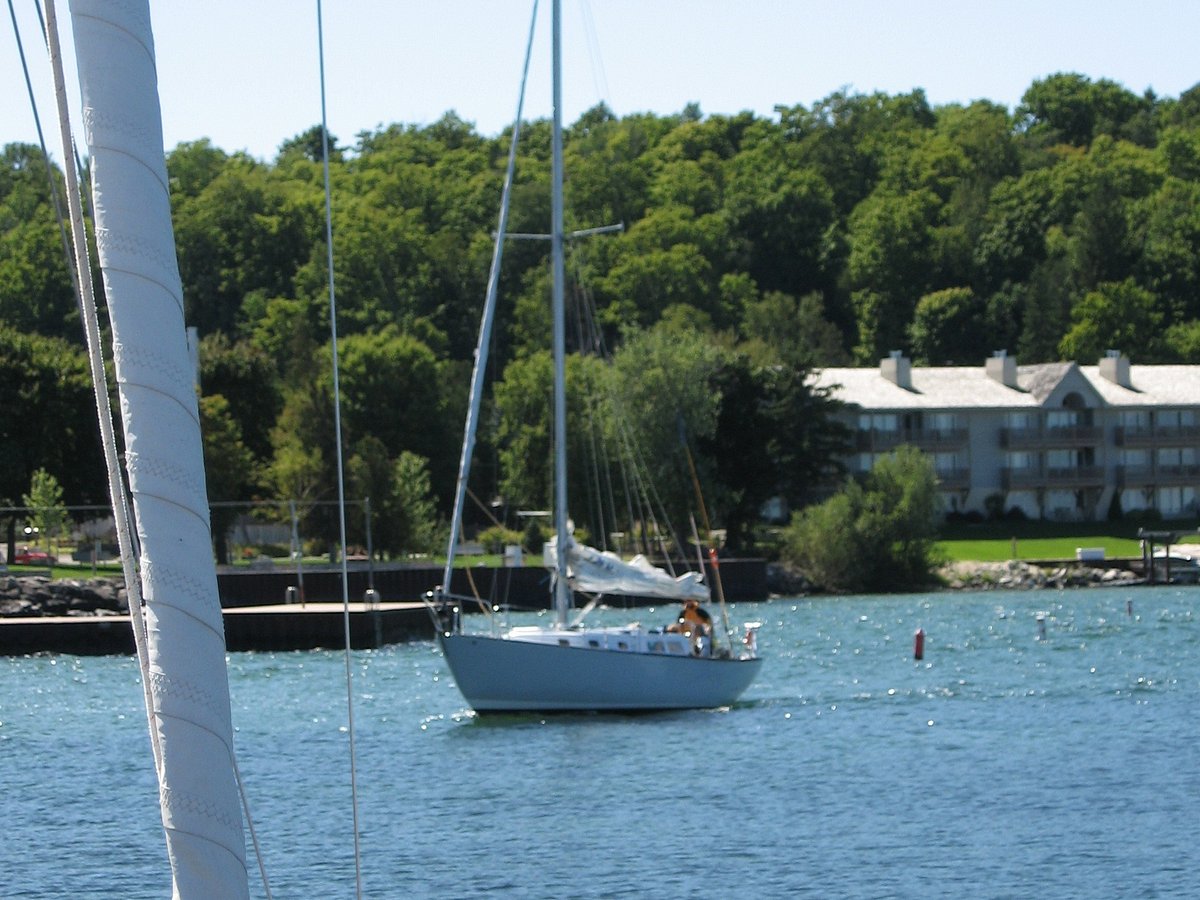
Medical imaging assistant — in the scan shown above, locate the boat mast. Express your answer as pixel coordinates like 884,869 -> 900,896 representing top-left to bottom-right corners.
550,0 -> 571,626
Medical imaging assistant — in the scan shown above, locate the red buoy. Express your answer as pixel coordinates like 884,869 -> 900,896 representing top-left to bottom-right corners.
913,627 -> 925,660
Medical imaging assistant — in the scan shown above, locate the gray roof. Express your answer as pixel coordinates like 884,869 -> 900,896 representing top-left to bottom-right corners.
814,361 -> 1200,412
1079,365 -> 1200,407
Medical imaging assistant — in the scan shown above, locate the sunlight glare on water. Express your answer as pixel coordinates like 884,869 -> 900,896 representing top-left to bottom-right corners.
2,585 -> 1197,898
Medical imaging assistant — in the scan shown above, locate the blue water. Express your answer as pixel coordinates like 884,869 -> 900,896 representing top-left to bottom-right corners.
3,586 -> 1198,898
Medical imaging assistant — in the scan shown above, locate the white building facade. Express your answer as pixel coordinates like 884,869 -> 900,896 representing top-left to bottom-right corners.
814,351 -> 1200,522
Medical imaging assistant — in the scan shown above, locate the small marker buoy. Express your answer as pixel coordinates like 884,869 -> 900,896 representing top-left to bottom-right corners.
1127,599 -> 1133,618
913,627 -> 925,660
1036,613 -> 1046,640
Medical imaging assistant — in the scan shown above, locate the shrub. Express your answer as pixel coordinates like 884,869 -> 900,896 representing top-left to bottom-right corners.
476,525 -> 524,554
781,446 -> 942,592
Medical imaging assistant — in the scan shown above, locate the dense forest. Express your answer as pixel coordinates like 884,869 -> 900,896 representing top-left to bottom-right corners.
3,73 -> 1200,556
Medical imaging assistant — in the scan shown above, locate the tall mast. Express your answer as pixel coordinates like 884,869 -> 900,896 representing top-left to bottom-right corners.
550,0 -> 570,625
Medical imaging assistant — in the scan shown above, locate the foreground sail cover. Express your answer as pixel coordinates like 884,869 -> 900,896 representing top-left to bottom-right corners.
544,536 -> 710,602
71,1 -> 249,896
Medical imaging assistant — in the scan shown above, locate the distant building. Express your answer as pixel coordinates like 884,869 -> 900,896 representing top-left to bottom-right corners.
812,350 -> 1200,522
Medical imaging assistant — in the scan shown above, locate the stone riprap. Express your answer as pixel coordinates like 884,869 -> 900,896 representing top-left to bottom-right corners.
0,576 -> 127,618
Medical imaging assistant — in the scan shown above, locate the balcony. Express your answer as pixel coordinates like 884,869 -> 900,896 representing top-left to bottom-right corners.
1117,463 -> 1200,488
935,468 -> 971,490
855,427 -> 968,452
1001,464 -> 1105,490
1000,425 -> 1103,450
1115,424 -> 1200,448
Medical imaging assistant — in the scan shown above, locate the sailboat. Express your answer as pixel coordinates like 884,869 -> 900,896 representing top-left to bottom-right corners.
435,0 -> 762,713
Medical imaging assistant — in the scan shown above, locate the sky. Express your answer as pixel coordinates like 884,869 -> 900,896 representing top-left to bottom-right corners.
3,1 -> 1200,164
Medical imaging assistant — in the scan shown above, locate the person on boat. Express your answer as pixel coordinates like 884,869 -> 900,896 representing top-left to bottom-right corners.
680,598 -> 712,630
668,598 -> 713,655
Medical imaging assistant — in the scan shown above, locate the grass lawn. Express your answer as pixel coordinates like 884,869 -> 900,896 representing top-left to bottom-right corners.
937,520 -> 1200,562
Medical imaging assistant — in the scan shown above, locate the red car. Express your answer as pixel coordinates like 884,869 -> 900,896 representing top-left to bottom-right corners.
12,548 -> 52,565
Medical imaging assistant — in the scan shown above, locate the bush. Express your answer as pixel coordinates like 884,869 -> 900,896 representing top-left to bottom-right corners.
781,446 -> 942,592
476,525 -> 524,554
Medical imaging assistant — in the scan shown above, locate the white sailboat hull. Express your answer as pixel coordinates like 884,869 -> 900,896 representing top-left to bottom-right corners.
440,631 -> 762,712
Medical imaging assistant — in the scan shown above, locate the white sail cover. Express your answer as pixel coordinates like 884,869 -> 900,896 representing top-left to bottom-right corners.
544,536 -> 710,602
70,2 -> 249,896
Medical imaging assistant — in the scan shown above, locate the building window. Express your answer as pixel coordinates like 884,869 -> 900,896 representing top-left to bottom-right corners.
1158,486 -> 1198,517
860,413 -> 898,432
1006,450 -> 1036,470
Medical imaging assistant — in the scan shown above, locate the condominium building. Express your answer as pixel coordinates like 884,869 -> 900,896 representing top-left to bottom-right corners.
812,351 -> 1200,522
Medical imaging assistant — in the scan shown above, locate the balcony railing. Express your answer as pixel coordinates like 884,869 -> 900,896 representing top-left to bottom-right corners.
1000,425 -> 1103,450
1001,464 -> 1105,490
1115,424 -> 1200,447
935,468 -> 971,490
1117,463 -> 1200,488
855,427 -> 968,452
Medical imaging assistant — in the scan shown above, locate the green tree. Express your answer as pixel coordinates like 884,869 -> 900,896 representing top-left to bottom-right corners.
1018,73 -> 1153,148
1058,278 -> 1166,362
199,394 -> 257,564
389,451 -> 440,556
0,327 -> 105,508
704,352 -> 848,550
847,188 -> 939,361
908,287 -> 988,364
21,468 -> 67,556
783,446 -> 940,592
741,289 -> 848,367
199,332 -> 281,464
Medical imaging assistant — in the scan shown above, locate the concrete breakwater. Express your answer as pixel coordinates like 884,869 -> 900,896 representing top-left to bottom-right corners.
1,558 -> 1148,622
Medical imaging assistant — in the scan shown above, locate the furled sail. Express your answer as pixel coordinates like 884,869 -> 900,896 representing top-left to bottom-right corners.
544,536 -> 710,602
69,1 -> 249,896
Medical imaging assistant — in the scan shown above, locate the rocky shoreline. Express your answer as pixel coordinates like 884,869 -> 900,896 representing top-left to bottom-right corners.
1,575 -> 128,618
765,559 -> 1144,596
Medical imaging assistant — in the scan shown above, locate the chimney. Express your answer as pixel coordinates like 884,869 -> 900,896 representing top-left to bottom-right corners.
1098,349 -> 1131,388
880,350 -> 912,390
985,349 -> 1017,388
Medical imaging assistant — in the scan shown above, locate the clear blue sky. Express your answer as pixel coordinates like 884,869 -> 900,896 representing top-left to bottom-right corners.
4,1 -> 1199,163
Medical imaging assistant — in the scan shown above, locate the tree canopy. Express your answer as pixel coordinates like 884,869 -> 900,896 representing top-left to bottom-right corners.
4,72 -> 1200,554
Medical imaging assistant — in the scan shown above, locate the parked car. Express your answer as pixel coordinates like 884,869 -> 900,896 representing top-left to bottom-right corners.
12,548 -> 52,565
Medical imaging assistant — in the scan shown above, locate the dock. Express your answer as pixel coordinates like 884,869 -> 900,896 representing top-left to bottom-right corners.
0,601 -> 437,656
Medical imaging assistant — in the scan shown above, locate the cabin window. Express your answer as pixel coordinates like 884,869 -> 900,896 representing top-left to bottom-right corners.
588,639 -> 600,648
649,641 -> 664,653
617,641 -> 629,651
558,639 -> 570,647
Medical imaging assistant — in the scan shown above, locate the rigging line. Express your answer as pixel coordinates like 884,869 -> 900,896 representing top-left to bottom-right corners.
569,252 -> 628,549
315,3 -> 363,898
231,754 -> 273,900
577,0 -> 611,114
441,0 -> 541,596
7,0 -> 79,303
568,252 -> 625,551
567,276 -> 606,549
42,0 -> 160,777
567,259 -> 691,569
32,0 -> 93,234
